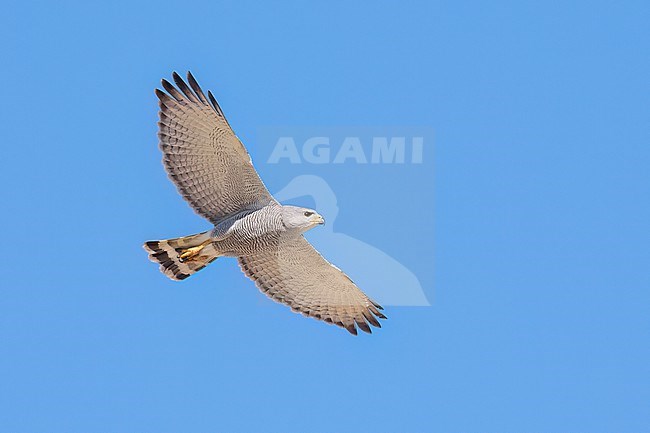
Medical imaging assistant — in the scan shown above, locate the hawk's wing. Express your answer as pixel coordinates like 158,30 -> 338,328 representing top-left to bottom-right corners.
155,72 -> 276,224
238,236 -> 387,335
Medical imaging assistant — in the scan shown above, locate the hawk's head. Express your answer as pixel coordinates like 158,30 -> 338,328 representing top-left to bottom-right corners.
281,205 -> 325,232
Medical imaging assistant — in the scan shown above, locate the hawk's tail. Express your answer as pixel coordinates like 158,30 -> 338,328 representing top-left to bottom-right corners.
143,231 -> 219,281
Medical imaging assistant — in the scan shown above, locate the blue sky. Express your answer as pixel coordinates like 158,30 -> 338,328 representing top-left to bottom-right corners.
2,1 -> 649,432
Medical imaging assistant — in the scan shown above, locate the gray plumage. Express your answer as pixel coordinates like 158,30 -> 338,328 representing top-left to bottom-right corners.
144,72 -> 385,335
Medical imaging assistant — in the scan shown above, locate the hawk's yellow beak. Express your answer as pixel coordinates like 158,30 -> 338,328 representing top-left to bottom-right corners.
311,214 -> 325,225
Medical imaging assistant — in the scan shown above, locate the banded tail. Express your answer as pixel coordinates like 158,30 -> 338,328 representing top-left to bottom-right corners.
143,231 -> 219,280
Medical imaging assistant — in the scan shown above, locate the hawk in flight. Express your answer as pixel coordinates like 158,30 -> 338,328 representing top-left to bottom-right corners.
144,72 -> 386,335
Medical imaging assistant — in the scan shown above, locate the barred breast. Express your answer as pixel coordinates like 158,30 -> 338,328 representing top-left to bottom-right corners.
212,204 -> 286,256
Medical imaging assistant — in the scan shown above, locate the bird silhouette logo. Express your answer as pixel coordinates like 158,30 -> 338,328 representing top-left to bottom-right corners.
275,175 -> 430,306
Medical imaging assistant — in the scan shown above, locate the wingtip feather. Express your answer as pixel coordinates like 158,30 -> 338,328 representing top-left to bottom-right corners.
355,318 -> 372,334
187,71 -> 208,103
172,71 -> 198,102
345,324 -> 358,335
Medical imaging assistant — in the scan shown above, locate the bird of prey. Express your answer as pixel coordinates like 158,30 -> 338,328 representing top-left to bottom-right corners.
144,72 -> 386,335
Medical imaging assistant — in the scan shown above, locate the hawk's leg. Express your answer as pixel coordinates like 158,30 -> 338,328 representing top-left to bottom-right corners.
178,240 -> 212,263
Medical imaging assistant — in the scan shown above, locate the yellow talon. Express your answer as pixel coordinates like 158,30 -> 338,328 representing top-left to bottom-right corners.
178,241 -> 211,262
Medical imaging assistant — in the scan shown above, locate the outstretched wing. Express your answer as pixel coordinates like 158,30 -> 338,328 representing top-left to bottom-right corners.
238,236 -> 387,335
155,72 -> 276,224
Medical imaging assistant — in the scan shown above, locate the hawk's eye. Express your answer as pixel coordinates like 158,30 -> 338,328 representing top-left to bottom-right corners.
304,211 -> 314,217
